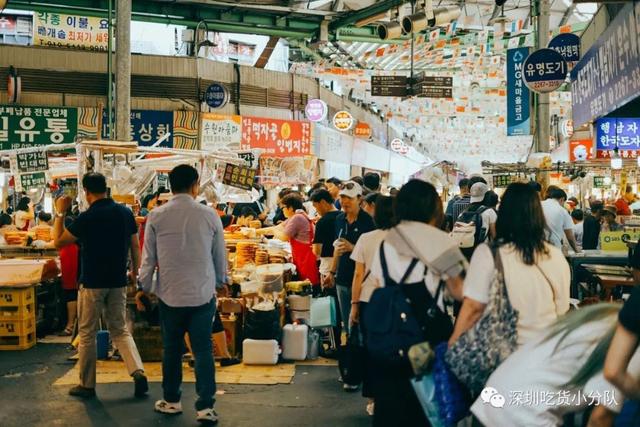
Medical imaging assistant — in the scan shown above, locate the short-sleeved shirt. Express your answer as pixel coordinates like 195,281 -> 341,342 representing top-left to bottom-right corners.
68,198 -> 137,288
542,199 -> 574,247
350,229 -> 387,303
335,210 -> 376,287
283,210 -> 312,244
313,210 -> 340,258
620,287 -> 640,336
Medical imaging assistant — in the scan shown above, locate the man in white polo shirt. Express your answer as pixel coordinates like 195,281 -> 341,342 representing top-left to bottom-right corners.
541,187 -> 580,253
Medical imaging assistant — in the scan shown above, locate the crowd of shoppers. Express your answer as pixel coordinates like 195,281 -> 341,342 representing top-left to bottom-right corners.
42,166 -> 640,427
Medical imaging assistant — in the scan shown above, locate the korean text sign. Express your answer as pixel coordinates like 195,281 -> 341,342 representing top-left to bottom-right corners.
571,2 -> 640,127
34,12 -> 109,51
222,163 -> 256,191
16,152 -> 49,173
507,47 -> 531,136
103,110 -> 173,147
595,118 -> 640,159
522,48 -> 568,93
20,172 -> 47,192
0,105 -> 77,150
201,114 -> 241,152
241,117 -> 311,157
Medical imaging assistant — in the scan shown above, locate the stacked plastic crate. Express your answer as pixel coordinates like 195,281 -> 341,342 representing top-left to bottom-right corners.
0,286 -> 36,350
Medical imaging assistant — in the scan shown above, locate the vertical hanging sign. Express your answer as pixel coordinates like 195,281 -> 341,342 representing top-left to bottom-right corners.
506,47 -> 531,136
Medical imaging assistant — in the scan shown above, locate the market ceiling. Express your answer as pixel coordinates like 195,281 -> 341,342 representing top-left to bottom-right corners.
6,0 -> 596,47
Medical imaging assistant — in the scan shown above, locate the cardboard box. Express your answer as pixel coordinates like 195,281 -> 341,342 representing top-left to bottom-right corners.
215,314 -> 241,358
218,297 -> 244,314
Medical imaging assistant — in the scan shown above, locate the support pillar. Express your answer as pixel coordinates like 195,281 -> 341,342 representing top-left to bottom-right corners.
115,0 -> 132,142
536,0 -> 550,154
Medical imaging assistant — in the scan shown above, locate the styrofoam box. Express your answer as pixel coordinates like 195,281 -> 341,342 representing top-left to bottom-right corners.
282,324 -> 308,361
288,295 -> 311,311
242,339 -> 280,365
0,260 -> 46,286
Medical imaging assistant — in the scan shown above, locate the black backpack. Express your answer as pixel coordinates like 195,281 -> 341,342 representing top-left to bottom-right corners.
363,243 -> 453,366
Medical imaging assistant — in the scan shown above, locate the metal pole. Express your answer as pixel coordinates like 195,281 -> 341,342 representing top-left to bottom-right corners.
536,0 -> 550,154
115,0 -> 132,142
107,0 -> 113,140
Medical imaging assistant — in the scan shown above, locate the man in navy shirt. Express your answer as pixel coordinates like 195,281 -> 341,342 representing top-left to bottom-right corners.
54,173 -> 147,399
325,181 -> 375,337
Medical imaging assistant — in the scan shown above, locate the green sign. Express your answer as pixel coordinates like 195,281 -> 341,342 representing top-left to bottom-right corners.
16,151 -> 49,173
593,176 -> 608,188
493,175 -> 514,188
20,172 -> 47,191
0,105 -> 78,150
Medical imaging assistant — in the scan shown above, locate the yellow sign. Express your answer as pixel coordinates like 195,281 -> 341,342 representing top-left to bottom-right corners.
599,231 -> 639,252
333,111 -> 354,132
34,12 -> 109,51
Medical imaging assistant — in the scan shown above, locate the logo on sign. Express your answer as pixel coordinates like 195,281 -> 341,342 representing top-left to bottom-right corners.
523,48 -> 568,94
354,122 -> 372,139
305,99 -> 327,122
390,138 -> 410,155
333,111 -> 354,132
204,83 -> 229,109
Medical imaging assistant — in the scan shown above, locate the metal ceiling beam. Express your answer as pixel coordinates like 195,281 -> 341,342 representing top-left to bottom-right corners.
328,0 -> 409,31
559,3 -> 576,26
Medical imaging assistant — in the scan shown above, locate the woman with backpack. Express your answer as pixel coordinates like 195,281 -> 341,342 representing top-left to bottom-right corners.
449,182 -> 570,348
364,179 -> 467,426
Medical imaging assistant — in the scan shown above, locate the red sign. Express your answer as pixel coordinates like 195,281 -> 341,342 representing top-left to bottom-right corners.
241,117 -> 311,157
354,122 -> 372,139
569,139 -> 593,162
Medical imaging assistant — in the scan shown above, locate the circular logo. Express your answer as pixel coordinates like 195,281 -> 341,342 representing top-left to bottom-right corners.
204,83 -> 228,109
305,99 -> 328,122
333,111 -> 354,132
281,122 -> 291,139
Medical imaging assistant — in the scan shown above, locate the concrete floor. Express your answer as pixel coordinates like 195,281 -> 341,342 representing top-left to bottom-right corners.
0,344 -> 371,427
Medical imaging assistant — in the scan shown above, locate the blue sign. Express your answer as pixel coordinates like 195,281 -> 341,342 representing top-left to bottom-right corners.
204,83 -> 228,109
103,110 -> 173,147
595,118 -> 640,158
522,48 -> 568,93
507,47 -> 531,136
548,33 -> 580,64
571,2 -> 640,128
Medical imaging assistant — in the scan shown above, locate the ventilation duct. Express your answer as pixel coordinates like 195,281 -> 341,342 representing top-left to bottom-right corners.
401,6 -> 461,34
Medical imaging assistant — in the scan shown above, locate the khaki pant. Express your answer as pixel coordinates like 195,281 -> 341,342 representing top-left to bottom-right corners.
78,286 -> 144,389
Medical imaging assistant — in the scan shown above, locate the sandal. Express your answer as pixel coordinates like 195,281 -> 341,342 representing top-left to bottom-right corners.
58,328 -> 73,337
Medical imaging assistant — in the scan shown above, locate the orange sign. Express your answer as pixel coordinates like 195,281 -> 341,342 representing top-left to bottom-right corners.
354,122 -> 372,139
333,111 -> 354,132
569,139 -> 593,162
241,117 -> 311,157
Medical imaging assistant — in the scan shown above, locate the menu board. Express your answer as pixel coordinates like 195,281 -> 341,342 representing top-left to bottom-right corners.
20,172 -> 47,191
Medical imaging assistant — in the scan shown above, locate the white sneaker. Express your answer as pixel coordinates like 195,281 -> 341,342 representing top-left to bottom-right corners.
196,408 -> 219,425
154,400 -> 183,415
343,383 -> 359,392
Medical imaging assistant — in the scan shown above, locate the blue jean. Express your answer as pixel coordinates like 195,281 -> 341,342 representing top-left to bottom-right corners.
159,298 -> 216,410
336,285 -> 352,337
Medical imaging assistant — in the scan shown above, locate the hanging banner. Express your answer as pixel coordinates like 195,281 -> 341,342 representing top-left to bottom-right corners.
314,124 -> 353,164
34,12 -> 109,51
522,48 -> 568,93
506,47 -> 531,136
0,105 -> 77,150
102,110 -> 173,147
241,117 -> 311,157
571,2 -> 640,127
595,118 -> 640,159
569,138 -> 593,162
201,113 -> 241,152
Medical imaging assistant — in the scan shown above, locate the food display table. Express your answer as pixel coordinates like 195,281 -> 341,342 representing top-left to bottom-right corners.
566,251 -> 630,299
580,264 -> 636,300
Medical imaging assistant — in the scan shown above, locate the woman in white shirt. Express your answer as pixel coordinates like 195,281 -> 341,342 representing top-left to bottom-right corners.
349,195 -> 394,416
449,182 -> 570,348
365,180 -> 467,427
13,197 -> 34,231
